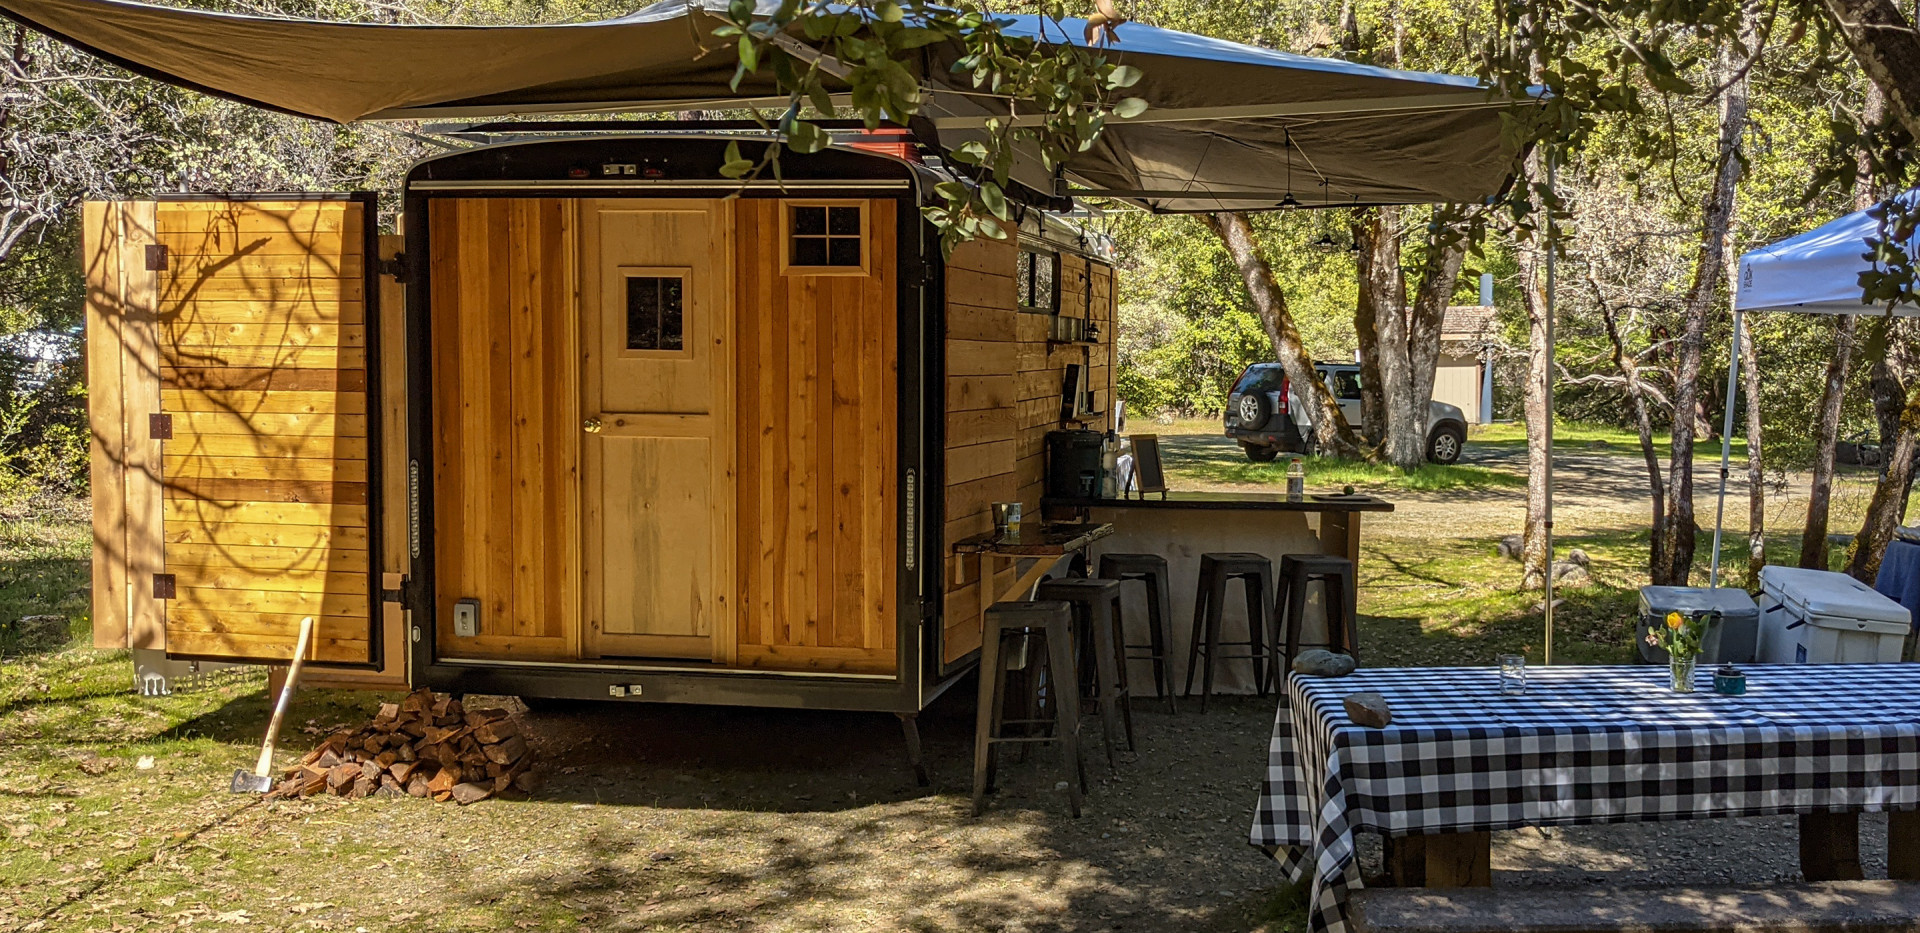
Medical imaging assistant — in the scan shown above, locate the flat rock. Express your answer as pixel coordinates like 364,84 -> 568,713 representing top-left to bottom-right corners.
1550,561 -> 1591,587
1293,649 -> 1357,677
1344,692 -> 1392,728
1497,535 -> 1524,560
1565,547 -> 1590,568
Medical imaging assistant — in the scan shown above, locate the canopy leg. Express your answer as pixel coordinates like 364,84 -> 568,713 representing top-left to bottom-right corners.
1710,309 -> 1744,588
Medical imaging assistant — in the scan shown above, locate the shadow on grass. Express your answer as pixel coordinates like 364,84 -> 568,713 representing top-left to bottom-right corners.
1160,434 -> 1523,493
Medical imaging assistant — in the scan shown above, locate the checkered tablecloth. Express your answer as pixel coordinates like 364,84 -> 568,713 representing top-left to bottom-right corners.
1249,664 -> 1920,933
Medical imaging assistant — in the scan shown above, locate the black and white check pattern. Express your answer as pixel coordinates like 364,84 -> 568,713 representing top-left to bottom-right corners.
1249,665 -> 1920,933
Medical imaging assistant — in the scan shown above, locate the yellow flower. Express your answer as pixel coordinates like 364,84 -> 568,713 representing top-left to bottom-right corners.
1666,611 -> 1683,630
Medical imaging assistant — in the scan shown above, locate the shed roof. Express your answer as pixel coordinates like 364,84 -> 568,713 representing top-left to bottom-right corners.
0,0 -> 1537,213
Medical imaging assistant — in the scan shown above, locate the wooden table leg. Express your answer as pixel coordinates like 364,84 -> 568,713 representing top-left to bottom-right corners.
1889,810 -> 1920,881
1424,831 -> 1492,887
1383,834 -> 1426,887
1319,511 -> 1362,568
1800,812 -> 1864,881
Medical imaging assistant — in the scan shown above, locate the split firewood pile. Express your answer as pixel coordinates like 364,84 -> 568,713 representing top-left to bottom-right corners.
271,689 -> 535,804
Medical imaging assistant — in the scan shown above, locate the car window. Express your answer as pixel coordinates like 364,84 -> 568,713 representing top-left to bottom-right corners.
1233,364 -> 1286,395
1327,370 -> 1362,400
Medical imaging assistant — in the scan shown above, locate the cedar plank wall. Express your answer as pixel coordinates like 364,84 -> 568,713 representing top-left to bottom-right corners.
151,200 -> 374,664
733,199 -> 898,672
942,236 -> 1116,666
428,198 -> 580,661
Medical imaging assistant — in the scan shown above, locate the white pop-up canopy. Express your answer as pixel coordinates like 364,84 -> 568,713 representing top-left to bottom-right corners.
1707,194 -> 1919,583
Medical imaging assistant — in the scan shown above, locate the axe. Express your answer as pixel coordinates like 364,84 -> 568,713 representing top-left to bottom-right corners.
230,616 -> 315,794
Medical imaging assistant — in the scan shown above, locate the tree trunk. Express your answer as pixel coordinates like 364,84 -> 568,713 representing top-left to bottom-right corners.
1653,23 -> 1752,586
1409,211 -> 1468,416
1365,208 -> 1426,469
1516,184 -> 1554,590
1803,90 -> 1880,570
1847,317 -> 1920,583
1598,284 -> 1667,575
1741,315 -> 1766,581
1205,211 -> 1363,457
1352,209 -> 1392,451
1820,0 -> 1920,141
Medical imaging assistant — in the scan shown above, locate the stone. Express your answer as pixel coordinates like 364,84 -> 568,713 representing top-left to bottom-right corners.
1344,692 -> 1392,728
1566,548 -> 1591,568
1551,561 -> 1592,587
1497,535 -> 1524,560
1293,649 -> 1357,677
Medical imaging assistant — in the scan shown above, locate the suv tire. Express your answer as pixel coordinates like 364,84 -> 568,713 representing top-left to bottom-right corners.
1242,443 -> 1279,463
1426,425 -> 1465,465
1235,393 -> 1270,429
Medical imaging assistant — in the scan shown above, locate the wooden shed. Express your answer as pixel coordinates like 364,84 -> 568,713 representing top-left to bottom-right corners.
86,132 -> 1115,732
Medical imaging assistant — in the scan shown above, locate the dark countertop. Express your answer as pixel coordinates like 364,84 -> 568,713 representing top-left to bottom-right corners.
1042,490 -> 1395,514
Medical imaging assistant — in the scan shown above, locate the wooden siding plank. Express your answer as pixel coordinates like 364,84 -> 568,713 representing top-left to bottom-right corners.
122,201 -> 165,652
163,520 -> 367,550
161,388 -> 366,415
84,201 -> 130,649
170,586 -> 367,616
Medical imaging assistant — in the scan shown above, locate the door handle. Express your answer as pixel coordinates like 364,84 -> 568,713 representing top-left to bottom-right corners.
582,417 -> 603,434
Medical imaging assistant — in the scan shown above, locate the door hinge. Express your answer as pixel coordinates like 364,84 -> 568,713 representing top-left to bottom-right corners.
377,252 -> 409,283
144,244 -> 168,272
151,573 -> 176,600
149,413 -> 172,440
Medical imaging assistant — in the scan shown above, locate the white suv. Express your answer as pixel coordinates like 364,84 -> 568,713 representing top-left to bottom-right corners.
1224,362 -> 1469,464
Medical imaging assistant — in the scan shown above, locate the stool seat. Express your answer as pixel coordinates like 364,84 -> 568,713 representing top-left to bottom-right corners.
1035,578 -> 1135,761
975,601 -> 1085,817
1186,552 -> 1277,712
1099,553 -> 1177,713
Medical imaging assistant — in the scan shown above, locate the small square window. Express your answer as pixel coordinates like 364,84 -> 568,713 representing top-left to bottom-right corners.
1017,249 -> 1058,312
788,203 -> 865,270
626,275 -> 684,351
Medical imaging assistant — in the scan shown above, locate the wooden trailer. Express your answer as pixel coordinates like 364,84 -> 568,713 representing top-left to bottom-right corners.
86,132 -> 1116,735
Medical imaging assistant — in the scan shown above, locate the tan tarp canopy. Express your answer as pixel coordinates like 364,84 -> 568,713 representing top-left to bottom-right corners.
0,0 -> 1533,211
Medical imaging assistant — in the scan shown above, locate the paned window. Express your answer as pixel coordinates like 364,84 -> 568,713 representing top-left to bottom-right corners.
626,275 -> 685,351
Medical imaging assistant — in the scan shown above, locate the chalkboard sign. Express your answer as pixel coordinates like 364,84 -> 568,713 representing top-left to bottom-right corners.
1130,434 -> 1167,498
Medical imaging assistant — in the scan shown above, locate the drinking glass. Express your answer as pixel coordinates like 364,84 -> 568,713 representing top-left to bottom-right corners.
1498,654 -> 1527,696
991,501 -> 1022,536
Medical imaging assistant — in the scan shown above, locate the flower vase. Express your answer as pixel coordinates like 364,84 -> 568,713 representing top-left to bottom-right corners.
1669,654 -> 1697,693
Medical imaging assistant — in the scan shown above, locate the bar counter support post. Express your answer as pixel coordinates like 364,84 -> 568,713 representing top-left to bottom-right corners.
1319,511 -> 1362,567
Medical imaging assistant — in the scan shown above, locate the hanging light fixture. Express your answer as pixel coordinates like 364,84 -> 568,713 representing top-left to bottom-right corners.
1314,232 -> 1338,250
1280,128 -> 1298,209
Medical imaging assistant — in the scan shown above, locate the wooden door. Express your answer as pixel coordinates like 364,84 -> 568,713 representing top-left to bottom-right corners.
581,200 -> 734,661
85,197 -> 379,665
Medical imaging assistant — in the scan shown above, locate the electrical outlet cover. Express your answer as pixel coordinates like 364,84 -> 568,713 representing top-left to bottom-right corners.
453,598 -> 480,638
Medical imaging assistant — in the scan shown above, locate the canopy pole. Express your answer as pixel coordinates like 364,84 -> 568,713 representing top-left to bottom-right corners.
1709,308 -> 1744,588
1543,153 -> 1557,666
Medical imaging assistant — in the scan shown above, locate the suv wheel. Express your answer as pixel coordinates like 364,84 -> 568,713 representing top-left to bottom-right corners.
1242,443 -> 1279,463
1235,393 -> 1270,429
1427,425 -> 1465,464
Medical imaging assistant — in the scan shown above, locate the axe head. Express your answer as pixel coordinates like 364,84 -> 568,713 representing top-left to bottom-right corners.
230,769 -> 274,794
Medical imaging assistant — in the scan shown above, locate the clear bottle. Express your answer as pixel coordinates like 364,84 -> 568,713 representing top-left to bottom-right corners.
1101,431 -> 1120,498
1286,457 -> 1305,501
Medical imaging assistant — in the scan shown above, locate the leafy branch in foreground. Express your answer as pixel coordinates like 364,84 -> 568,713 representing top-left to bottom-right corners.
713,0 -> 1144,255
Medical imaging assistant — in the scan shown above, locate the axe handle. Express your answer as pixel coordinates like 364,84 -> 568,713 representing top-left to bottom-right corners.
252,616 -> 315,778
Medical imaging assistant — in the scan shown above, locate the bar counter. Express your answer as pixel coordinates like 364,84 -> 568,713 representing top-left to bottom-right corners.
1042,490 -> 1395,695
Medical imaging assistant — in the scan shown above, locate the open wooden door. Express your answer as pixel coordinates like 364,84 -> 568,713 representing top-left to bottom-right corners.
87,196 -> 381,666
580,200 -> 735,661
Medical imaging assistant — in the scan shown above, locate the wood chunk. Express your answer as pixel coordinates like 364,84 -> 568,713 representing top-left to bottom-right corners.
445,699 -> 464,719
374,751 -> 399,769
426,765 -> 460,799
406,772 -> 432,798
374,701 -> 400,722
321,732 -> 352,755
397,718 -> 428,739
465,707 -> 511,728
448,782 -> 492,805
473,718 -> 519,745
401,689 -> 434,714
299,746 -> 325,766
316,749 -> 341,770
483,734 -> 528,766
359,760 -> 383,783
394,743 -> 417,763
348,774 -> 376,799
510,769 -> 541,795
388,760 -> 422,784
325,763 -> 359,794
423,725 -> 468,746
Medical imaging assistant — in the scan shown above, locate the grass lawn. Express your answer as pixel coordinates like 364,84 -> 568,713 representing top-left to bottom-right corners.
1468,420 -> 1749,462
1143,416 -> 1522,493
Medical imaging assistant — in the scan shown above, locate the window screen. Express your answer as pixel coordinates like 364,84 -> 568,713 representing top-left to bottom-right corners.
626,275 -> 685,351
1016,249 -> 1058,312
790,204 -> 864,268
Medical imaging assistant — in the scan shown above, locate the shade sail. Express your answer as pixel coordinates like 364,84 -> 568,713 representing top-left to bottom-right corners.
0,0 -> 1531,211
1735,193 -> 1920,316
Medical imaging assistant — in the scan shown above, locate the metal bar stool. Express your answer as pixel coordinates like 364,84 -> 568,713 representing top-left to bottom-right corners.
1277,554 -> 1360,688
973,600 -> 1086,817
1098,552 -> 1178,714
1035,577 -> 1135,762
1184,552 -> 1276,712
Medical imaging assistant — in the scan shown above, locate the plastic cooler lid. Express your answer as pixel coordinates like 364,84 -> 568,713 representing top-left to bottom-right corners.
1637,585 -> 1759,619
1758,565 -> 1912,627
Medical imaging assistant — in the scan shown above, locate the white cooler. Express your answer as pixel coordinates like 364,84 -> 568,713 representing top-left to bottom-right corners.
1755,566 -> 1912,664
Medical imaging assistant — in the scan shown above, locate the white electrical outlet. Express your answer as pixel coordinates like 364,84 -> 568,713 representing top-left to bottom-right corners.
628,684 -> 644,696
453,598 -> 480,637
608,685 -> 628,697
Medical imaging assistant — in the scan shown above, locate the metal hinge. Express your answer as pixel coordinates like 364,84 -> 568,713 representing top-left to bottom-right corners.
377,252 -> 409,283
149,413 -> 172,440
151,573 -> 176,599
144,244 -> 168,272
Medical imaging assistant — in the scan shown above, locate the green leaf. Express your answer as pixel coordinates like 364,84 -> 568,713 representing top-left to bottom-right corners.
948,140 -> 989,165
878,1 -> 904,23
979,182 -> 1008,220
719,141 -> 755,178
785,119 -> 827,154
1106,65 -> 1142,89
1111,97 -> 1148,119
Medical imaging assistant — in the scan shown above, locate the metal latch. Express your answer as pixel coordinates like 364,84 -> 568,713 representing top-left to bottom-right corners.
377,252 -> 410,283
150,413 -> 172,440
144,244 -> 168,272
151,573 -> 176,599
